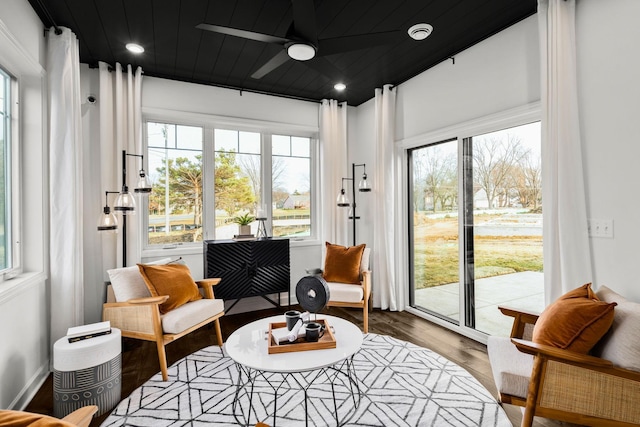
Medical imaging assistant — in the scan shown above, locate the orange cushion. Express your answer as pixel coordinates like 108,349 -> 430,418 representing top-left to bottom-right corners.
138,263 -> 202,314
322,242 -> 365,284
532,283 -> 617,354
0,410 -> 74,427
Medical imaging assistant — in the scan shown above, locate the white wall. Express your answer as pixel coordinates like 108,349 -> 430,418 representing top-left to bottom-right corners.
576,0 -> 640,302
0,0 -> 48,410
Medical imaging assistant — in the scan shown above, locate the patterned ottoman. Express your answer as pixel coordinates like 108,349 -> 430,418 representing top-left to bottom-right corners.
53,327 -> 121,418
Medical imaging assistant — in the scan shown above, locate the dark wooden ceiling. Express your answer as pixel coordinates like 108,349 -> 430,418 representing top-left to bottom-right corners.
28,0 -> 537,106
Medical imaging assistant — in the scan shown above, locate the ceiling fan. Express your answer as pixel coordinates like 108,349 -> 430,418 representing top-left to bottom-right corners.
196,0 -> 400,80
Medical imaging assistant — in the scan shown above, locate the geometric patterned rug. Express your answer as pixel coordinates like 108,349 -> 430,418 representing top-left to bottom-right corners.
100,334 -> 511,426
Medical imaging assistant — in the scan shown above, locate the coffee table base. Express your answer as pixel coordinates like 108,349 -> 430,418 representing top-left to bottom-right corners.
232,356 -> 361,427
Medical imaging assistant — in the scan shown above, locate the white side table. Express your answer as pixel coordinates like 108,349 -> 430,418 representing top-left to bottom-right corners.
53,327 -> 121,418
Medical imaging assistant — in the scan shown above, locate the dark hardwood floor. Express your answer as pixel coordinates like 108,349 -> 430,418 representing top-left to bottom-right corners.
25,306 -> 565,427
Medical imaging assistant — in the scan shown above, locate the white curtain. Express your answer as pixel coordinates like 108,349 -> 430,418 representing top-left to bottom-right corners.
373,85 -> 403,311
320,99 -> 349,246
98,62 -> 144,269
48,28 -> 84,342
539,0 -> 592,304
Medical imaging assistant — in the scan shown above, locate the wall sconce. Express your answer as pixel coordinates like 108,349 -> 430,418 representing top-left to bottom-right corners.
337,163 -> 371,246
98,150 -> 152,266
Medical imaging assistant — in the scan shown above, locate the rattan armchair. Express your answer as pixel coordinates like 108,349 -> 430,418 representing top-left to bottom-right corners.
0,405 -> 98,427
488,306 -> 640,427
103,277 -> 224,381
324,247 -> 372,333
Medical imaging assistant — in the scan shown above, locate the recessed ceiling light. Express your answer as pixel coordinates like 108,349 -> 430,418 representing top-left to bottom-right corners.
334,83 -> 346,91
408,23 -> 433,41
126,43 -> 145,54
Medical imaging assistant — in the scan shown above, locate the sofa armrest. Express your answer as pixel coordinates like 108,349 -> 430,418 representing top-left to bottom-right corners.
511,338 -> 613,369
103,299 -> 164,337
498,306 -> 540,339
196,278 -> 221,299
362,270 -> 372,301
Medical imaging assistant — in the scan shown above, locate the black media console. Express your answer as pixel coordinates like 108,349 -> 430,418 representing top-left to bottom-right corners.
204,238 -> 290,312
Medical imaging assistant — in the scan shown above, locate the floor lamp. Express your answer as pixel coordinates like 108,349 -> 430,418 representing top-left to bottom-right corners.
98,150 -> 152,267
337,163 -> 371,246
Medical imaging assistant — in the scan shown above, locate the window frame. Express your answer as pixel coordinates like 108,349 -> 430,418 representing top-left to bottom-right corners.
0,65 -> 21,281
140,109 -> 319,255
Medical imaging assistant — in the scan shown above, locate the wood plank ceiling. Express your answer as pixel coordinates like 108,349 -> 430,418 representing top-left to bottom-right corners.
28,0 -> 537,106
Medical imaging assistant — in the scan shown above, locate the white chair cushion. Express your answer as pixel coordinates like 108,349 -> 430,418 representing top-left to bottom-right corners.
487,335 -> 533,399
327,281 -> 364,303
161,298 -> 224,334
107,258 -> 172,302
595,286 -> 640,372
360,247 -> 371,274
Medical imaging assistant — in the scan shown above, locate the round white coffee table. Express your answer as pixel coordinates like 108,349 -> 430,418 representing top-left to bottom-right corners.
225,314 -> 363,426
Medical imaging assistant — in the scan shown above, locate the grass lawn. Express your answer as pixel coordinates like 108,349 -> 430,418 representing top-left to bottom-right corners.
413,214 -> 543,289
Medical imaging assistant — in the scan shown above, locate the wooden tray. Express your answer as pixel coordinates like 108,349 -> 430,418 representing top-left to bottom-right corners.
267,319 -> 336,354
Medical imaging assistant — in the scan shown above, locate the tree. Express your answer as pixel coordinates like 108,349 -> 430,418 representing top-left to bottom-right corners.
511,151 -> 542,209
473,135 -> 528,209
413,145 -> 457,212
154,155 -> 203,241
215,151 -> 255,216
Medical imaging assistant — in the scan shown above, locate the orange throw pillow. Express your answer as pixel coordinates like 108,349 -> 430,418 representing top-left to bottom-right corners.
322,242 -> 365,284
532,283 -> 617,354
138,263 -> 202,314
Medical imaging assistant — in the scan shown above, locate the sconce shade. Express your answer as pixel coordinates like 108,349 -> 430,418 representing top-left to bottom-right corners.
114,188 -> 136,214
134,170 -> 152,193
336,189 -> 350,207
359,173 -> 371,192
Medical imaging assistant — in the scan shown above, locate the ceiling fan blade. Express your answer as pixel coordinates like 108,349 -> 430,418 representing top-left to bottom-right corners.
251,50 -> 290,79
317,30 -> 402,56
196,23 -> 290,45
291,0 -> 318,46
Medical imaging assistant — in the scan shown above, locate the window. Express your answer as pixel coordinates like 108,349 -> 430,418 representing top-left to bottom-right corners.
0,67 -> 12,272
272,135 -> 312,237
143,119 -> 316,247
147,122 -> 203,245
214,129 -> 261,240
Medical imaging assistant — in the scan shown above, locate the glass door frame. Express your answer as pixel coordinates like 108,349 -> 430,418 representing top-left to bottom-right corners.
401,102 -> 541,343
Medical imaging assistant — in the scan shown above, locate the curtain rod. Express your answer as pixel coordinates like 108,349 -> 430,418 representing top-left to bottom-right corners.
36,0 -> 62,35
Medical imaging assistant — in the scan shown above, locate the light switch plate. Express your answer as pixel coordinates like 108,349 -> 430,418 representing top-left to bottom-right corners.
588,219 -> 614,238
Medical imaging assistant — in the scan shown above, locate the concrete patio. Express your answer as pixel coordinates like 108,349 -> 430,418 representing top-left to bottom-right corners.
414,271 -> 545,337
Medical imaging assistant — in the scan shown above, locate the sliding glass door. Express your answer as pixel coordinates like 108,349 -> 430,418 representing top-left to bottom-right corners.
409,139 -> 460,323
409,122 -> 543,337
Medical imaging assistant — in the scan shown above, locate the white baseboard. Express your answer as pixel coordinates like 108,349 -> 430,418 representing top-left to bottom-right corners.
10,359 -> 50,410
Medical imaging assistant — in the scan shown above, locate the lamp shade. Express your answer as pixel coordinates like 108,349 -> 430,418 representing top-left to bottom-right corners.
134,170 -> 152,193
359,173 -> 371,192
97,206 -> 118,232
336,189 -> 350,207
114,188 -> 136,214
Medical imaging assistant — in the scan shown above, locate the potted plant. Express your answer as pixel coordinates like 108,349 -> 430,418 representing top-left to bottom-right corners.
232,213 -> 255,236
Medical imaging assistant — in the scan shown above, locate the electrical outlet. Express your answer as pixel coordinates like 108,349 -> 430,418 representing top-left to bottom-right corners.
588,219 -> 614,238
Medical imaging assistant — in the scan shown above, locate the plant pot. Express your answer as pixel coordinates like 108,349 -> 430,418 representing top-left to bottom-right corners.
239,225 -> 251,235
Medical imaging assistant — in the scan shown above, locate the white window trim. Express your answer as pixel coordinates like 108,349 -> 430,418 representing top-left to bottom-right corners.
0,19 -> 46,293
141,108 -> 319,258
